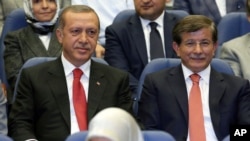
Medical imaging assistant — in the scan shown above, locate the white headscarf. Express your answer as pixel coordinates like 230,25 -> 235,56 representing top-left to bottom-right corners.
86,107 -> 144,141
23,0 -> 60,33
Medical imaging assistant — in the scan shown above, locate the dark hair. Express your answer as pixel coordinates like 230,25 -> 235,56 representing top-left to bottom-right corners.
172,15 -> 217,45
57,5 -> 100,30
247,0 -> 250,16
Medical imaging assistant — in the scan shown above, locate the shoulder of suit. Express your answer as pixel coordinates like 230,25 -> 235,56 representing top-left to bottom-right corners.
92,61 -> 128,75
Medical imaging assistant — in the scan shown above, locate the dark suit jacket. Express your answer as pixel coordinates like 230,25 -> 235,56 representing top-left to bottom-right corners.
4,25 -> 61,101
138,65 -> 250,141
173,0 -> 246,25
8,58 -> 133,141
104,12 -> 181,94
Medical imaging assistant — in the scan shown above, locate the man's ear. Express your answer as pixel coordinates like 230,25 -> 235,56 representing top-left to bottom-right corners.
172,42 -> 180,56
56,29 -> 63,44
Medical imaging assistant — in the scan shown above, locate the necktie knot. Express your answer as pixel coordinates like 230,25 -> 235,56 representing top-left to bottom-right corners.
190,74 -> 200,83
149,22 -> 158,30
73,68 -> 83,79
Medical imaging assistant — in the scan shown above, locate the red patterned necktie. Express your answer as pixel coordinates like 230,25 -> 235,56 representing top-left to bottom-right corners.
189,74 -> 206,141
73,68 -> 87,130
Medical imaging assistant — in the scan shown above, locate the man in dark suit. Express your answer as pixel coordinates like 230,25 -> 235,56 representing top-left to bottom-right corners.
104,0 -> 183,95
174,0 -> 246,25
138,15 -> 250,141
8,5 -> 133,141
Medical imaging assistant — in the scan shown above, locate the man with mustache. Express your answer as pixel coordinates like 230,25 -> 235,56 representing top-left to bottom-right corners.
138,15 -> 250,141
8,5 -> 133,141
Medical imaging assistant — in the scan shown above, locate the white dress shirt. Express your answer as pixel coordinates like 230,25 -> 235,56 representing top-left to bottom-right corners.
215,0 -> 226,17
61,54 -> 90,134
38,33 -> 51,50
182,64 -> 217,141
140,11 -> 166,62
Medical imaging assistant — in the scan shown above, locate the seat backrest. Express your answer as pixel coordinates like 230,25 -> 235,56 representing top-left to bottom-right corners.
65,131 -> 175,141
113,9 -> 189,24
0,8 -> 27,86
143,131 -> 175,141
12,57 -> 56,104
65,131 -> 88,141
134,58 -> 234,114
222,135 -> 230,141
0,134 -> 13,141
216,12 -> 250,57
12,57 -> 108,104
92,57 -> 109,65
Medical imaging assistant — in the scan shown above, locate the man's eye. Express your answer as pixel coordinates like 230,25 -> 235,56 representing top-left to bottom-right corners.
87,30 -> 97,37
33,0 -> 40,3
71,29 -> 81,35
185,42 -> 196,47
200,42 -> 210,47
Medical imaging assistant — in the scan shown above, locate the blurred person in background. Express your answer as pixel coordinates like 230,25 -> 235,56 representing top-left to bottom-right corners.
173,0 -> 246,25
220,0 -> 250,81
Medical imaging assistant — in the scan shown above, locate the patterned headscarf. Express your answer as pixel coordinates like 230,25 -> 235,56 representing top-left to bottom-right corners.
86,107 -> 144,141
23,0 -> 60,34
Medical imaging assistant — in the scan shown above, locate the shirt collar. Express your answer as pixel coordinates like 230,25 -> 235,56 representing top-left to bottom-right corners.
61,54 -> 91,79
182,63 -> 211,84
140,11 -> 165,30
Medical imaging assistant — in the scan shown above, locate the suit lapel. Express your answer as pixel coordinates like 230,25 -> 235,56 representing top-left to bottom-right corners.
129,14 -> 148,65
163,12 -> 178,58
87,61 -> 107,122
169,66 -> 189,123
209,68 -> 226,139
46,58 -> 71,130
204,0 -> 221,22
21,26 -> 62,57
21,26 -> 50,56
47,30 -> 62,56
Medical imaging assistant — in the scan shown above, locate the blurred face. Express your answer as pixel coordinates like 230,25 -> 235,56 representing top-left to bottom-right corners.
89,137 -> 112,141
173,28 -> 217,73
134,0 -> 166,20
32,0 -> 57,22
56,11 -> 99,67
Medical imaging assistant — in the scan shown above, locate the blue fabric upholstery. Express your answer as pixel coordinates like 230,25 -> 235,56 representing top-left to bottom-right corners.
217,12 -> 250,57
134,58 -> 234,114
65,131 -> 88,141
66,130 -> 175,141
12,57 -> 108,104
12,57 -> 56,104
113,9 -> 189,24
0,134 -> 13,141
222,135 -> 230,141
0,8 -> 27,86
143,131 -> 175,141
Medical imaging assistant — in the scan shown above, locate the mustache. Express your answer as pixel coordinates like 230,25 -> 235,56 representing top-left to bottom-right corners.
74,44 -> 91,50
190,54 -> 205,59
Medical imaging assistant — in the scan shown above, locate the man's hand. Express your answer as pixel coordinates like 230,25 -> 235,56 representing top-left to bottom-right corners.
1,83 -> 7,97
95,44 -> 105,58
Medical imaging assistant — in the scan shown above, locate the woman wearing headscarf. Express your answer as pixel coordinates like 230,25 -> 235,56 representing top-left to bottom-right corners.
86,107 -> 144,141
4,0 -> 61,102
